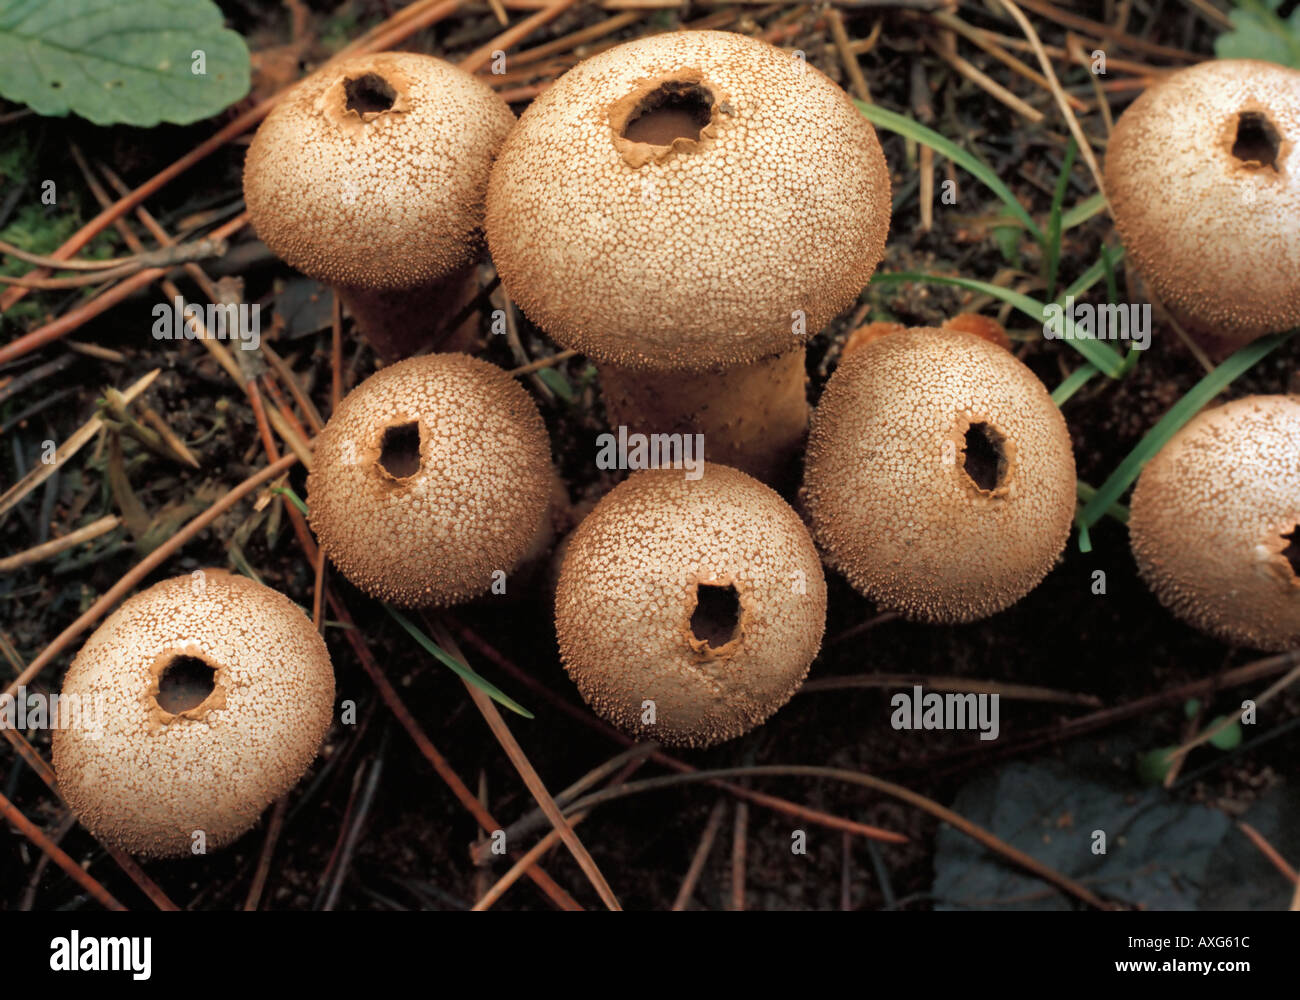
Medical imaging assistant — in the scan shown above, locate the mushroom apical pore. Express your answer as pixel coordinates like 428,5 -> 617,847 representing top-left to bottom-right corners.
243,52 -> 515,360
1104,59 -> 1300,357
802,327 -> 1077,624
487,30 -> 891,483
307,353 -> 555,607
1129,394 -> 1300,651
555,463 -> 827,748
51,571 -> 334,858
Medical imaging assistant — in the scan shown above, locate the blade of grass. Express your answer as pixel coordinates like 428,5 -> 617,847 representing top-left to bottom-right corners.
870,271 -> 1124,375
1051,362 -> 1099,406
385,605 -> 534,719
854,100 -> 1045,244
1076,328 -> 1297,539
1061,191 -> 1107,232
1044,138 -> 1078,301
1077,481 -> 1128,523
1061,245 -> 1126,302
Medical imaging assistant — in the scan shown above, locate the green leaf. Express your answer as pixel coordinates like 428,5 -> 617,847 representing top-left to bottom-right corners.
1060,191 -> 1107,233
0,0 -> 250,126
384,605 -> 534,719
1076,327 -> 1297,538
1052,362 -> 1099,406
1207,716 -> 1243,751
1136,746 -> 1177,785
854,100 -> 1046,245
536,366 -> 576,404
1215,0 -> 1300,68
869,270 -> 1126,376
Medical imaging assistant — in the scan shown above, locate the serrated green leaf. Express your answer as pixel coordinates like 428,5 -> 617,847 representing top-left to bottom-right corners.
1215,0 -> 1300,68
0,0 -> 250,126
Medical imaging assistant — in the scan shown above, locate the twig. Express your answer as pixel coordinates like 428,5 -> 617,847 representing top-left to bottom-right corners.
672,799 -> 727,911
731,801 -> 748,911
459,0 -> 583,74
0,515 -> 122,572
0,791 -> 126,910
800,673 -> 1102,707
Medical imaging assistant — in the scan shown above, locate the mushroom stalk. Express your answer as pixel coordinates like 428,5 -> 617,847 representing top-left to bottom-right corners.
336,263 -> 481,362
597,348 -> 809,485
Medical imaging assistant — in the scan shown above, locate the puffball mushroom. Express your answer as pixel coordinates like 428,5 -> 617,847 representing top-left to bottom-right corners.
307,353 -> 554,607
1104,59 -> 1300,357
243,52 -> 515,361
51,571 -> 333,858
487,30 -> 891,483
555,463 -> 826,748
802,327 -> 1077,624
1129,394 -> 1300,651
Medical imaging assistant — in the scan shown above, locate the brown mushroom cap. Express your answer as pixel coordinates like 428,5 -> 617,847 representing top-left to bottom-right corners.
1129,394 -> 1300,650
243,52 -> 515,291
555,463 -> 826,748
802,327 -> 1077,623
1104,59 -> 1300,353
307,353 -> 553,607
51,571 -> 334,858
486,30 -> 891,371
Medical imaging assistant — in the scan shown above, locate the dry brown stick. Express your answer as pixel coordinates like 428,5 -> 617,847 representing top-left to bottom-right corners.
3,453 -> 298,697
925,35 -> 1045,123
261,345 -> 326,434
828,8 -> 872,103
325,593 -> 581,911
1011,0 -> 1202,62
0,0 -> 462,316
509,348 -> 578,377
671,798 -> 727,911
1236,822 -> 1298,884
925,10 -> 1089,112
431,620 -> 623,910
1168,662 -> 1300,762
800,673 -> 1102,707
453,621 -> 908,844
472,812 -> 590,911
459,0 -> 583,74
0,368 -> 159,519
0,791 -> 126,910
244,797 -> 289,910
996,0 -> 1107,199
731,801 -> 748,912
0,515 -> 122,572
0,725 -> 179,910
561,765 -> 1112,909
484,9 -> 643,71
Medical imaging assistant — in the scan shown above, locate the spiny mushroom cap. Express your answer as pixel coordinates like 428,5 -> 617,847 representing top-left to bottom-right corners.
556,463 -> 826,748
1129,394 -> 1300,651
802,327 -> 1077,624
51,571 -> 334,858
243,52 -> 515,291
307,353 -> 553,607
1104,59 -> 1300,351
486,30 -> 891,371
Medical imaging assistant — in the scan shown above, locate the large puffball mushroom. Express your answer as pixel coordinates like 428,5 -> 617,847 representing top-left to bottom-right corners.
555,463 -> 826,748
1104,59 -> 1300,357
307,353 -> 554,607
51,571 -> 334,858
802,327 -> 1077,624
1129,395 -> 1300,651
243,52 -> 515,361
487,30 -> 891,483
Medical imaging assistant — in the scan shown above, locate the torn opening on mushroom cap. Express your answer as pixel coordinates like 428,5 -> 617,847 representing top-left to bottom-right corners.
243,51 -> 515,291
307,353 -> 554,608
486,30 -> 891,371
1129,394 -> 1300,651
802,327 -> 1076,624
555,463 -> 826,749
1103,58 -> 1300,351
51,570 -> 334,859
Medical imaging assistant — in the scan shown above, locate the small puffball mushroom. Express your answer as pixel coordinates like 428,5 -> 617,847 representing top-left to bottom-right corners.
555,463 -> 826,748
487,30 -> 891,482
307,353 -> 554,607
1129,394 -> 1300,651
51,571 -> 334,858
243,52 -> 515,360
1104,59 -> 1300,357
802,327 -> 1077,624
